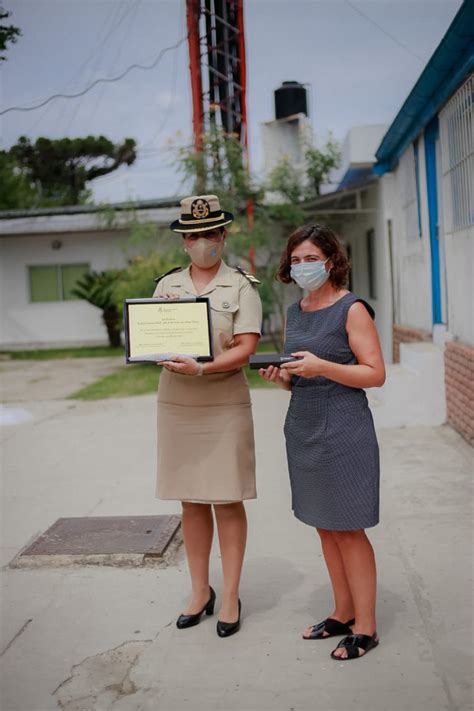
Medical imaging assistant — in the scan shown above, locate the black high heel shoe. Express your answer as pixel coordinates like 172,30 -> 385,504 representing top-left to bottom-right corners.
176,587 -> 216,629
216,599 -> 241,638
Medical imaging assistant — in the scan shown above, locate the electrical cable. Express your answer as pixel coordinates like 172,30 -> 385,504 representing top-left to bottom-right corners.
140,0 -> 184,152
24,2 -> 127,134
80,0 -> 143,132
345,0 -> 424,63
0,34 -> 188,117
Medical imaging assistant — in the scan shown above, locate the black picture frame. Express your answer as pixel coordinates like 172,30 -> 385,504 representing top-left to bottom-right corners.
123,297 -> 214,364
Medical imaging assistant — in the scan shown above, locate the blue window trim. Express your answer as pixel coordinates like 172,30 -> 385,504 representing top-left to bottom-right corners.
424,118 -> 442,325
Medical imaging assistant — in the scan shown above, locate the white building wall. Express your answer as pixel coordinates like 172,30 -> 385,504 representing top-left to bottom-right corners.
341,125 -> 388,168
383,135 -> 433,333
338,184 -> 393,363
443,226 -> 474,345
0,230 -> 128,347
261,113 -> 311,176
439,74 -> 474,346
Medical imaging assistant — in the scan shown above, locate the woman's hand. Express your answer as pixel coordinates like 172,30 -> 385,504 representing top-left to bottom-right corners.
258,365 -> 292,390
160,355 -> 201,375
158,292 -> 180,300
280,351 -> 326,378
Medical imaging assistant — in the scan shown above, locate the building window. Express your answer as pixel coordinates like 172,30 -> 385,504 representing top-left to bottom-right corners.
366,229 -> 376,299
439,73 -> 473,231
29,264 -> 90,302
346,243 -> 353,292
400,143 -> 421,241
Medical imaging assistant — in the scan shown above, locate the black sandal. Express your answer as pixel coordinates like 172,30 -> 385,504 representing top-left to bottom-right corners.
330,632 -> 379,660
303,617 -> 355,640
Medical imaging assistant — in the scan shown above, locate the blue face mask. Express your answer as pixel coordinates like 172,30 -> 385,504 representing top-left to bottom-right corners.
290,259 -> 330,291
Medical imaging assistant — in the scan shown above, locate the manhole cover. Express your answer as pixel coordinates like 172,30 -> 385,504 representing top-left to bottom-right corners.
13,515 -> 181,567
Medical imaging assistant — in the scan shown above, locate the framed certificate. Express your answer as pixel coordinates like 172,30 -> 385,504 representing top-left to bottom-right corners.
123,297 -> 214,363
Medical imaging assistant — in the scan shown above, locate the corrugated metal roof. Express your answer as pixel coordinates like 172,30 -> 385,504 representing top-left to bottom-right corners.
0,197 -> 182,221
337,166 -> 375,191
375,0 -> 474,175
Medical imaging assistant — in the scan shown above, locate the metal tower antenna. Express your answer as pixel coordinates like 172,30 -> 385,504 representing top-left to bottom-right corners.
186,0 -> 249,164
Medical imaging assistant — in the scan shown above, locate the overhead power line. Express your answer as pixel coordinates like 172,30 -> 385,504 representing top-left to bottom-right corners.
345,0 -> 425,63
0,35 -> 188,117
140,0 -> 184,152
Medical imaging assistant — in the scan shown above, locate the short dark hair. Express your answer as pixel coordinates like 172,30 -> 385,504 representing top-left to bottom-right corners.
277,223 -> 350,288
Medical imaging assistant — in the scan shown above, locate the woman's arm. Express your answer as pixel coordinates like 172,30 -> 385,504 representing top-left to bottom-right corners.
161,333 -> 260,375
203,333 -> 260,374
281,302 -> 386,388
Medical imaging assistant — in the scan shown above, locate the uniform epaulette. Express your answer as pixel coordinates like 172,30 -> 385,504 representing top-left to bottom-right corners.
154,266 -> 183,284
235,266 -> 261,285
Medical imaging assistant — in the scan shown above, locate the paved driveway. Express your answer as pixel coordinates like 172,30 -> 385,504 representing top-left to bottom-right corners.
0,387 -> 472,711
0,357 -> 123,402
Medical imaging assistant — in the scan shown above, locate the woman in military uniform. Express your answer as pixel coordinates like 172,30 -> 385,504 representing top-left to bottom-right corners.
153,195 -> 262,638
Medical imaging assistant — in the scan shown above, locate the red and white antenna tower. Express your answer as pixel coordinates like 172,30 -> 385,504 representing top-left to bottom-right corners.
186,0 -> 248,154
186,0 -> 254,263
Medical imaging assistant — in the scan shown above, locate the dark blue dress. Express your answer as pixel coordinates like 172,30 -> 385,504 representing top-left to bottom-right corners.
284,292 -> 380,530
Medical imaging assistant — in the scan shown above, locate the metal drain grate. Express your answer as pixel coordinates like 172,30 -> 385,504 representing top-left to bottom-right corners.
15,515 -> 181,567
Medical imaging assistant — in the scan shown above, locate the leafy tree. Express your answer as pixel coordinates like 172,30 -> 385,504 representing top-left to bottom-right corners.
174,128 -> 262,214
0,152 -> 39,209
0,6 -> 21,61
72,270 -> 123,348
114,252 -> 188,305
305,134 -> 341,196
9,135 -> 137,206
269,134 -> 341,201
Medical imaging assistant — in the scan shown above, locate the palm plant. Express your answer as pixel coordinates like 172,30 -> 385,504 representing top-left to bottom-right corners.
72,270 -> 123,347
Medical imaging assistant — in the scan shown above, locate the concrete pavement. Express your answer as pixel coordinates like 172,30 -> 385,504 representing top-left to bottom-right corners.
0,384 -> 472,711
0,357 -> 123,402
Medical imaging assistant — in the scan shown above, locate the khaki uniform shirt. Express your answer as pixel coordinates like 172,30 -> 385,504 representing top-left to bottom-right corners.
153,260 -> 262,357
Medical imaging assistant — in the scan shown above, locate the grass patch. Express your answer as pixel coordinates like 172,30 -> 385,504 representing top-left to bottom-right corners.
70,342 -> 279,400
71,363 -> 276,400
0,346 -> 124,360
70,364 -> 161,400
245,365 -> 277,389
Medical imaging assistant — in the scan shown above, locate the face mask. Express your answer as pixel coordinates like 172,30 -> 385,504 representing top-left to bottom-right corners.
186,237 -> 224,269
290,259 -> 330,291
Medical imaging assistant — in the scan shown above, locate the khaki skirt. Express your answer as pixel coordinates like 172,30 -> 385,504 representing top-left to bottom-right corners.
156,368 -> 257,503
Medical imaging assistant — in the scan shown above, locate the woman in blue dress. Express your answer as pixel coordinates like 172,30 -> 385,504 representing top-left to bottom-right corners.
260,224 -> 385,660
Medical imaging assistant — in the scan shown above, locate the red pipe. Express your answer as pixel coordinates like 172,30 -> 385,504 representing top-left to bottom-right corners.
237,1 -> 254,235
237,0 -> 248,155
186,0 -> 203,153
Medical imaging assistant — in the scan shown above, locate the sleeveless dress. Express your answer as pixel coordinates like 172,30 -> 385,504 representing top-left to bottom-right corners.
283,292 -> 380,530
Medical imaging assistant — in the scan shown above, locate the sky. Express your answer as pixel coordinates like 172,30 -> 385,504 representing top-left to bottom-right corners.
1,0 -> 464,203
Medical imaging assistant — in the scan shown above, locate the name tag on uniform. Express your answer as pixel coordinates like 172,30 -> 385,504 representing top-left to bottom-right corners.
123,297 -> 214,363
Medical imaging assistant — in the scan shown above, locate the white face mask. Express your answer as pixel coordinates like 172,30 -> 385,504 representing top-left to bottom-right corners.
186,237 -> 224,269
290,259 -> 330,291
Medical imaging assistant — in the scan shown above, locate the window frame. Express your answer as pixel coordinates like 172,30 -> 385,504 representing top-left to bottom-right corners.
28,263 -> 90,303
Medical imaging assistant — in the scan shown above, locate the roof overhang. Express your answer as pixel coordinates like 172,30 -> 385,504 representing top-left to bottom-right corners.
0,199 -> 181,237
303,177 -> 378,216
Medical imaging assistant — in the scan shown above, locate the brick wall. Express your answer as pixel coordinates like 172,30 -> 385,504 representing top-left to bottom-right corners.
392,324 -> 432,363
445,341 -> 474,446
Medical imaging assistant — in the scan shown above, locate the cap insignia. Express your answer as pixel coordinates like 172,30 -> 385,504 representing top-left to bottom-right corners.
191,198 -> 210,220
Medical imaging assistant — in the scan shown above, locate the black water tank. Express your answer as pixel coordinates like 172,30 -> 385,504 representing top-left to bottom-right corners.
274,81 -> 308,120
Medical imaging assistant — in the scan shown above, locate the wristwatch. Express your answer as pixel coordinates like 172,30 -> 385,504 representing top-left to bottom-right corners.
195,362 -> 204,376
